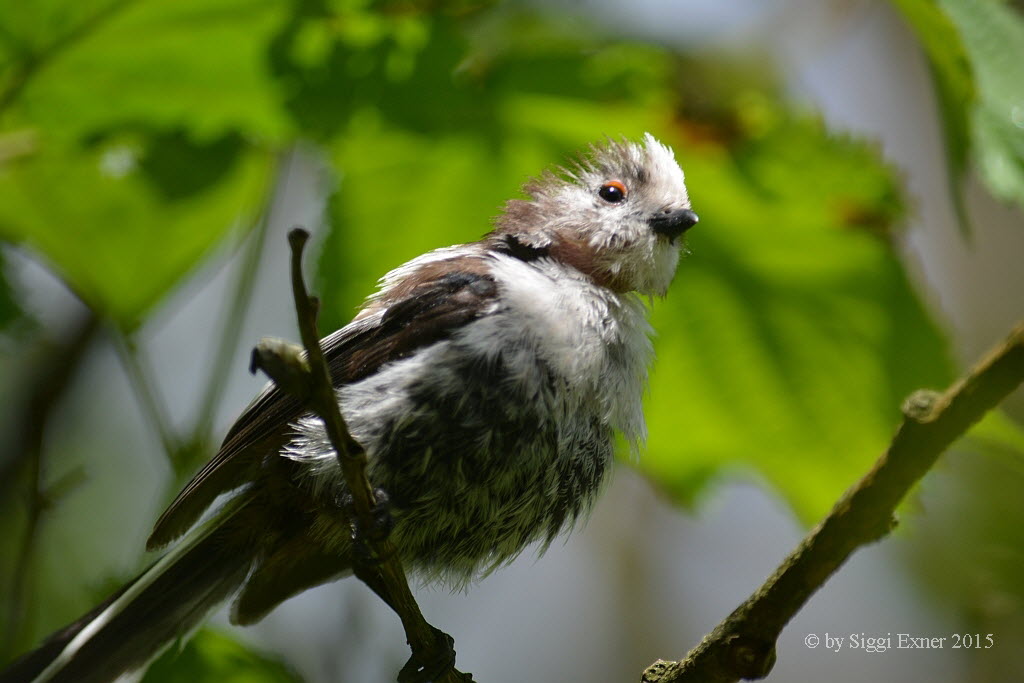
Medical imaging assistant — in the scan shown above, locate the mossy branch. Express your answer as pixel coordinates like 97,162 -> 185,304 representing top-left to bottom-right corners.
643,321 -> 1024,683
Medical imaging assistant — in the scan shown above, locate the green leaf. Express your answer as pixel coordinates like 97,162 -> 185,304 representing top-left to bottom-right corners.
0,0 -> 294,327
5,0 -> 292,142
966,408 -> 1024,463
892,0 -> 974,233
0,130 -> 272,329
641,116 -> 953,520
905,429 -> 1024,673
898,0 -> 1024,217
141,629 -> 302,683
937,0 -> 1024,210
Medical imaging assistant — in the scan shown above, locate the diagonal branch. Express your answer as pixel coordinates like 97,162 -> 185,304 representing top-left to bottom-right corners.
643,320 -> 1024,683
250,227 -> 472,683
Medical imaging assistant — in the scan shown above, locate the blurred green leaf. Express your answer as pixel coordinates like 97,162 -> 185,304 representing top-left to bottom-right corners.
966,409 -> 1024,462
898,0 -> 1024,218
142,629 -> 302,683
906,435 -> 1024,680
0,130 -> 272,328
641,114 -> 953,520
891,0 -> 974,232
937,0 -> 1024,211
269,9 -> 495,141
5,0 -> 292,141
0,0 -> 292,328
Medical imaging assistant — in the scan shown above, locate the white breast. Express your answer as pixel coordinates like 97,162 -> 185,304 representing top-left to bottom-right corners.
484,254 -> 653,447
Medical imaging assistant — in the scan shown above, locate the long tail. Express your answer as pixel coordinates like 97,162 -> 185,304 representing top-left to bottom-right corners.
1,499 -> 256,683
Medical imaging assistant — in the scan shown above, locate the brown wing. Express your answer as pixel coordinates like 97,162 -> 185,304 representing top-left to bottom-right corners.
146,265 -> 499,549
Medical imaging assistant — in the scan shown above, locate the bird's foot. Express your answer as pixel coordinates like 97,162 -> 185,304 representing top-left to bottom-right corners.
338,487 -> 395,566
399,627 -> 473,683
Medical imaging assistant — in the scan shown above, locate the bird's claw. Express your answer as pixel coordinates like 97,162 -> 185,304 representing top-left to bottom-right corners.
398,628 -> 472,683
338,488 -> 395,566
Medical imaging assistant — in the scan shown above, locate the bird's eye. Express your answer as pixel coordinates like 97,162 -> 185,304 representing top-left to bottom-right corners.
598,180 -> 628,203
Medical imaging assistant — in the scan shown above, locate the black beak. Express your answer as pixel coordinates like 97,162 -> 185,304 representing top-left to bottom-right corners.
648,208 -> 699,240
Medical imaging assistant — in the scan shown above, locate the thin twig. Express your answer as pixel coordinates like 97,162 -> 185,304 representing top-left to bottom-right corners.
2,311 -> 99,656
251,227 -> 471,683
643,321 -> 1024,683
114,334 -> 179,462
191,150 -> 284,443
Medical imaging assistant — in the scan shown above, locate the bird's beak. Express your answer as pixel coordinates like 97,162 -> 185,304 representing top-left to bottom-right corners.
648,208 -> 699,240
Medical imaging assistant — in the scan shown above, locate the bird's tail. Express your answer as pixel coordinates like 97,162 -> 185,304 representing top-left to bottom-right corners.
1,497 -> 256,683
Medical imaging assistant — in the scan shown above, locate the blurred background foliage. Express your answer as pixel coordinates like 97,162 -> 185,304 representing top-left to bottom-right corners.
0,0 -> 1022,680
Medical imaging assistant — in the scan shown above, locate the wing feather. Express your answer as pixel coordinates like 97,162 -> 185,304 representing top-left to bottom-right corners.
147,259 -> 498,549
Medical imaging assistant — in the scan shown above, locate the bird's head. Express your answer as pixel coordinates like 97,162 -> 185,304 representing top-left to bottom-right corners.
493,134 -> 696,297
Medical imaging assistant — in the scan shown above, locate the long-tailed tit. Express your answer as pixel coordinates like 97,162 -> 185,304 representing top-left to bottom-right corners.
5,134 -> 697,683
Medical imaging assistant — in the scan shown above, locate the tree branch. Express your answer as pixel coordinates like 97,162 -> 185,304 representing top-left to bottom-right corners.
250,227 -> 472,683
643,320 -> 1024,683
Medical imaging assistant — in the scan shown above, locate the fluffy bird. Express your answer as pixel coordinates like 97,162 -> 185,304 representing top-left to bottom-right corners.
4,134 -> 697,683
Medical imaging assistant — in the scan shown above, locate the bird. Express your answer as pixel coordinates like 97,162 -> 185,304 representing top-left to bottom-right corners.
3,133 -> 697,683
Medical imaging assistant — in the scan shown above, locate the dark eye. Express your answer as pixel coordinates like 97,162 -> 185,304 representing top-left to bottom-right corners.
598,180 -> 628,203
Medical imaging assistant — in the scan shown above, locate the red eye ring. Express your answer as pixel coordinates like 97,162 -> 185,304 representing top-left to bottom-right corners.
598,180 -> 628,203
